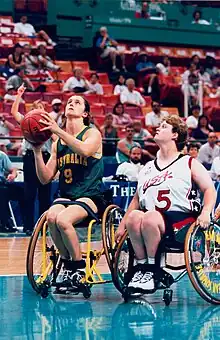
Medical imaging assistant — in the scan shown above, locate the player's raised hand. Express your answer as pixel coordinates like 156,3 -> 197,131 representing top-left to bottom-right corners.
40,112 -> 61,134
17,83 -> 26,96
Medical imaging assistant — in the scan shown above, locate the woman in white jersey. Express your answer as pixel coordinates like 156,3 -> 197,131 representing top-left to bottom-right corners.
115,115 -> 216,293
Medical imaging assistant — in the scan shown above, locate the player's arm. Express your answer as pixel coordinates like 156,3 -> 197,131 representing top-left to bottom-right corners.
33,142 -> 58,185
11,84 -> 26,124
191,158 -> 216,227
115,191 -> 140,243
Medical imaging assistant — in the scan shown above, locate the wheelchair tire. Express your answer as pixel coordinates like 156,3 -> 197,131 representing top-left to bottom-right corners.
184,221 -> 220,305
113,231 -> 135,293
26,213 -> 61,294
102,205 -> 125,272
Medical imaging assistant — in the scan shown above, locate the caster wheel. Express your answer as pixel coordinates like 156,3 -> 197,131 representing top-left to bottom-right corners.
163,289 -> 173,306
122,287 -> 129,302
82,285 -> 91,299
40,287 -> 49,298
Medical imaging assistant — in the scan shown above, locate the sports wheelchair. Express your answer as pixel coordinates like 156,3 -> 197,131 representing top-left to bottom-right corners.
26,205 -> 220,305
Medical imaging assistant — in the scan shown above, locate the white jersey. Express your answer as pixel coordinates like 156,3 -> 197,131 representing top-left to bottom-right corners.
137,155 -> 201,214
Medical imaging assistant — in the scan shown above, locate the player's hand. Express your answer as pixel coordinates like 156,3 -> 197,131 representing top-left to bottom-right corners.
196,210 -> 210,229
40,113 -> 61,134
115,225 -> 126,244
7,173 -> 16,182
17,83 -> 26,96
32,143 -> 43,152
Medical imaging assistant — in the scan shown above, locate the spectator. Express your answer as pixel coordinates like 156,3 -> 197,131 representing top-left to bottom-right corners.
101,113 -> 118,156
116,146 -> 143,181
209,85 -> 220,99
186,105 -> 201,129
192,10 -> 210,25
120,78 -> 146,107
96,26 -> 126,72
198,65 -> 211,85
182,62 -> 197,83
181,74 -> 199,107
136,52 -> 159,96
133,120 -> 152,140
85,73 -> 103,95
38,45 -> 60,72
210,155 -> 220,181
187,142 -> 200,159
0,150 -> 25,232
62,68 -> 89,93
205,56 -> 219,77
192,115 -> 213,141
13,15 -> 56,46
23,44 -> 39,75
5,70 -> 35,92
191,54 -> 200,70
156,56 -> 171,76
145,101 -> 169,127
50,99 -> 63,127
4,85 -> 25,103
198,132 -> 219,170
0,114 -> 21,154
136,52 -> 156,73
135,2 -> 150,19
114,74 -> 127,95
112,103 -> 133,128
116,124 -> 141,163
3,43 -> 25,78
121,0 -> 137,11
148,0 -> 166,19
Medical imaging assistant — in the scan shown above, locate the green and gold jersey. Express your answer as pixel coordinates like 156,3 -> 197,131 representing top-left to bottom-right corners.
57,126 -> 103,199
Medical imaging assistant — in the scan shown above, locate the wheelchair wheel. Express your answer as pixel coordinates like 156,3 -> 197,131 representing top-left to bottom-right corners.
185,220 -> 220,304
113,231 -> 135,294
102,205 -> 125,272
26,213 -> 61,294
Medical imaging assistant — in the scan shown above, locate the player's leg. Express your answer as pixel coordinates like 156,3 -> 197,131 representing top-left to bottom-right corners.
126,210 -> 146,260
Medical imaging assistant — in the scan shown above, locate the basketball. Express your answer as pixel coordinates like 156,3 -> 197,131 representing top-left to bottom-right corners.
20,109 -> 52,145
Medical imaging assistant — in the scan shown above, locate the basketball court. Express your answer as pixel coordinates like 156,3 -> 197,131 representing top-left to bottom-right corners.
0,234 -> 219,340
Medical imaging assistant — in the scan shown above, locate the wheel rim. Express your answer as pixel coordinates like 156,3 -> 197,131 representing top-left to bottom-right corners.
185,221 -> 220,304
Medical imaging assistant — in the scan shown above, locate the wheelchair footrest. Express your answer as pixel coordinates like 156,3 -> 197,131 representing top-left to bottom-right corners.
155,268 -> 175,289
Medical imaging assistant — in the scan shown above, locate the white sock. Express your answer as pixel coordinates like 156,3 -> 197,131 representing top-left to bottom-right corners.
48,38 -> 52,44
136,258 -> 147,265
112,65 -> 116,69
148,86 -> 152,93
148,257 -> 155,265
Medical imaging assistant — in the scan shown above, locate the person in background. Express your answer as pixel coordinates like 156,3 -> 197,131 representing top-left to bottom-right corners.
181,62 -> 197,83
14,15 -> 56,46
191,55 -> 200,70
5,70 -> 35,92
23,44 -> 39,75
101,113 -> 118,156
186,105 -> 201,129
135,2 -> 150,19
4,85 -> 25,103
63,68 -> 89,93
156,56 -> 171,76
0,114 -> 21,154
50,99 -> 64,127
96,26 -> 126,73
148,0 -> 166,18
192,10 -> 210,26
120,78 -> 146,107
205,56 -> 219,77
11,85 -> 52,235
133,120 -> 152,141
192,115 -> 214,141
3,43 -> 25,78
210,154 -> 220,181
0,150 -> 25,232
145,101 -> 169,127
85,73 -> 104,95
116,124 -> 141,163
38,45 -> 60,72
198,132 -> 219,170
116,146 -> 143,181
114,74 -> 127,95
187,142 -> 200,159
181,73 -> 199,107
112,103 -> 133,128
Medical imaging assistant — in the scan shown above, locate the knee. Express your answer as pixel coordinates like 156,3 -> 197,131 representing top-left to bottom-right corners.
126,210 -> 143,231
39,30 -> 45,35
56,213 -> 73,232
141,211 -> 161,230
47,210 -> 58,226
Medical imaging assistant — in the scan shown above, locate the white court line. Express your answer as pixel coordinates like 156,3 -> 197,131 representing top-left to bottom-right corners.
0,274 -> 25,277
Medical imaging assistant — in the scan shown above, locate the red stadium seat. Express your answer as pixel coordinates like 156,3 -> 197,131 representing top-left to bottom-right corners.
102,84 -> 113,95
62,92 -> 75,102
143,96 -> 152,107
41,82 -> 61,92
100,95 -> 119,106
83,94 -> 100,105
55,61 -> 73,73
43,92 -> 63,103
23,92 -> 42,103
72,61 -> 90,72
0,16 -> 13,25
158,46 -> 175,57
9,128 -> 23,137
90,105 -> 104,116
94,116 -> 105,127
0,59 -> 7,66
0,36 -> 14,46
57,72 -> 73,82
97,73 -> 109,84
124,106 -> 142,118
203,97 -> 219,108
3,102 -> 25,115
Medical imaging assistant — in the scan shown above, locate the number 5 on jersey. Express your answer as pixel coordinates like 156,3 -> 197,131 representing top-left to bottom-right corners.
155,189 -> 171,213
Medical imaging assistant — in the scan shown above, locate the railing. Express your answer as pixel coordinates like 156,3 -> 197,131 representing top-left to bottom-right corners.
183,79 -> 203,118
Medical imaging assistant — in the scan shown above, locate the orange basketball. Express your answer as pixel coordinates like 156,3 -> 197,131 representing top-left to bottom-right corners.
21,109 -> 52,145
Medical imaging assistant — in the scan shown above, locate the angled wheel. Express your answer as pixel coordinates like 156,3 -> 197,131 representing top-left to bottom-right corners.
26,213 -> 61,294
113,231 -> 135,293
184,220 -> 220,304
102,205 -> 125,272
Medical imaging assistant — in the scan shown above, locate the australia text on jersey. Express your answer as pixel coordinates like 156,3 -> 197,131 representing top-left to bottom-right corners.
143,170 -> 173,194
57,153 -> 88,167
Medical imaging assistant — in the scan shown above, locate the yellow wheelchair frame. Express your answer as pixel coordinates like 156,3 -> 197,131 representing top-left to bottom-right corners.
26,205 -> 120,298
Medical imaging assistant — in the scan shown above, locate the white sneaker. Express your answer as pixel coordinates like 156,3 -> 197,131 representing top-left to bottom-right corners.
128,270 -> 144,289
128,267 -> 155,293
112,66 -> 120,72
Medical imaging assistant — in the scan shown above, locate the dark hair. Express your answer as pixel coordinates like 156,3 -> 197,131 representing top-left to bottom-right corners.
198,114 -> 209,129
151,100 -> 160,107
193,10 -> 202,20
191,104 -> 200,113
113,102 -> 124,115
83,98 -> 91,126
117,74 -> 125,85
13,43 -> 22,53
130,145 -> 142,153
187,142 -> 200,152
126,123 -> 134,130
90,72 -> 99,79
